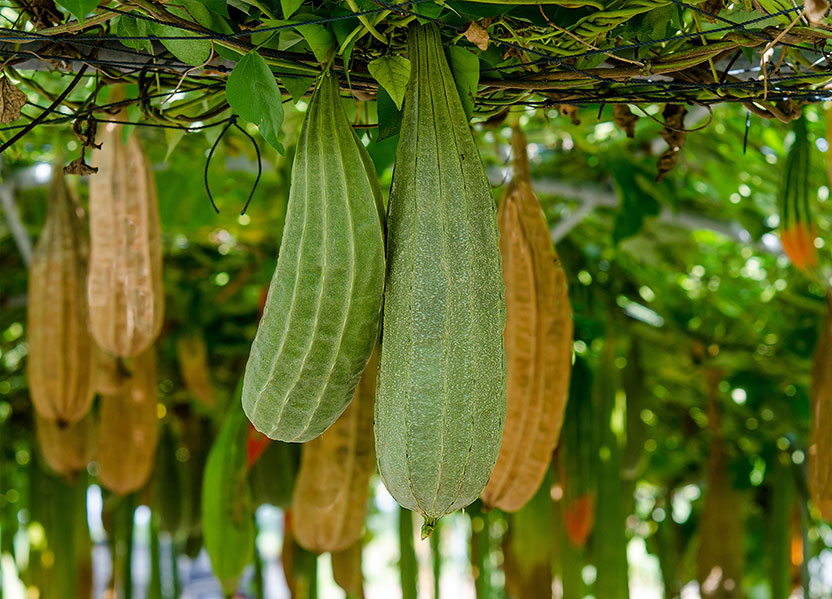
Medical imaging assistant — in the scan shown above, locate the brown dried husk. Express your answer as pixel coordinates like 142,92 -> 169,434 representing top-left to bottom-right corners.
331,539 -> 365,599
87,91 -> 164,358
93,347 -> 130,396
809,292 -> 832,519
177,331 -> 216,407
27,164 -> 95,425
292,351 -> 376,553
35,410 -> 95,477
696,371 -> 744,599
98,347 -> 160,495
481,125 -> 573,512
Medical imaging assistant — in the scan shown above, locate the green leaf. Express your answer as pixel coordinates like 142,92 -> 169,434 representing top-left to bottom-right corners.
153,23 -> 212,65
295,21 -> 335,63
55,0 -> 99,23
281,0 -> 304,18
448,46 -> 479,120
164,129 -> 186,163
171,0 -> 233,32
612,166 -> 660,242
226,51 -> 285,152
154,0 -> 233,65
281,74 -> 315,104
116,14 -> 152,54
368,55 -> 411,111
198,0 -> 229,17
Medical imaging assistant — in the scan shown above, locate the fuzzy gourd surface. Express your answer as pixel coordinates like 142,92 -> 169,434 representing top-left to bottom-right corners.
242,71 -> 385,443
374,23 -> 506,537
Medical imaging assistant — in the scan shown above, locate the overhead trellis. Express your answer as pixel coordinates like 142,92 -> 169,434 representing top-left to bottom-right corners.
1,0 -> 832,151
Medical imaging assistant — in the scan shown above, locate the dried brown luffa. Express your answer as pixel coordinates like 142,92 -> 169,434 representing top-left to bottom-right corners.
810,292 -> 832,519
98,347 -> 160,494
481,125 -> 573,512
27,164 -> 94,425
36,411 -> 95,477
177,330 -> 216,407
291,351 -> 376,553
88,93 -> 164,358
697,369 -> 744,599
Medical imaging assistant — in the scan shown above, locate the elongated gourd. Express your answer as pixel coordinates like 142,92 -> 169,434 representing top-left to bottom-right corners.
242,70 -> 385,443
27,164 -> 94,425
810,292 -> 832,519
331,540 -> 364,599
502,476 -> 553,598
88,96 -> 164,358
697,371 -> 744,599
778,115 -> 818,274
375,23 -> 506,538
250,438 -> 299,509
98,348 -> 160,494
202,393 -> 255,595
35,411 -> 95,477
292,351 -> 376,553
177,330 -> 216,407
481,125 -> 573,513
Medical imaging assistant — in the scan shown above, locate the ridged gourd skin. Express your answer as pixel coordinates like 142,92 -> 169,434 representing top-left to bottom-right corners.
374,23 -> 506,538
292,351 -> 376,553
27,164 -> 94,425
810,292 -> 832,519
35,411 -> 95,477
481,126 -> 573,512
242,71 -> 385,443
98,348 -> 160,495
87,99 -> 164,358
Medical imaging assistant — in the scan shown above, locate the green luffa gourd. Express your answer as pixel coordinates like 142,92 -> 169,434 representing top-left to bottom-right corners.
202,390 -> 255,595
375,23 -> 506,538
242,70 -> 385,443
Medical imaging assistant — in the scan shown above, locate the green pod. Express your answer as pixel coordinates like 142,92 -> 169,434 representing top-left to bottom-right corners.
242,70 -> 386,443
250,440 -> 299,508
202,394 -> 255,595
375,22 -> 506,538
151,423 -> 192,541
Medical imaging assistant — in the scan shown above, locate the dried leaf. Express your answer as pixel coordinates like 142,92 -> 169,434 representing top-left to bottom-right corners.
64,155 -> 98,176
656,104 -> 687,182
701,0 -> 725,21
0,77 -> 27,124
613,104 -> 638,138
27,0 -> 64,28
71,116 -> 100,149
463,21 -> 490,51
558,104 -> 580,125
804,0 -> 829,25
